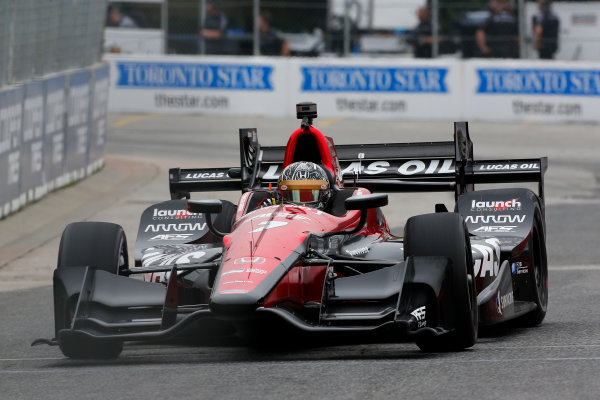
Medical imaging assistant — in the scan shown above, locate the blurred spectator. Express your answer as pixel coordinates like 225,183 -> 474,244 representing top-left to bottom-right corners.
107,5 -> 138,28
407,7 -> 434,58
199,0 -> 228,39
476,0 -> 518,58
533,0 -> 560,59
259,12 -> 290,56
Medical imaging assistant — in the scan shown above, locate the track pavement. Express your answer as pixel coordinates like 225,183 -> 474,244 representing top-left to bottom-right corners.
1,114 -> 599,399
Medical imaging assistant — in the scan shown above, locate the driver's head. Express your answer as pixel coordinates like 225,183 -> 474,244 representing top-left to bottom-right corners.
278,162 -> 331,209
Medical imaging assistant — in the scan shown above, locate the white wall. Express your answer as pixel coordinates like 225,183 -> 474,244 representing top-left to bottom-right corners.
105,54 -> 600,124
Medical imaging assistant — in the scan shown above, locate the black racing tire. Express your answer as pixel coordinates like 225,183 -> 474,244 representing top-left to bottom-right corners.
404,213 -> 478,352
55,222 -> 127,359
516,210 -> 548,327
58,222 -> 128,274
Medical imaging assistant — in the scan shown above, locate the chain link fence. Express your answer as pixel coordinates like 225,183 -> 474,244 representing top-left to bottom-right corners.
104,0 -> 600,61
0,0 -> 107,88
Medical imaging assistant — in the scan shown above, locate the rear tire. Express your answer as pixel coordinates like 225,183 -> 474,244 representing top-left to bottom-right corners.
404,213 -> 478,352
55,222 -> 127,358
516,212 -> 548,327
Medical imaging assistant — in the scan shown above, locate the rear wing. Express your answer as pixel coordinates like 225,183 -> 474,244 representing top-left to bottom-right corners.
169,122 -> 548,203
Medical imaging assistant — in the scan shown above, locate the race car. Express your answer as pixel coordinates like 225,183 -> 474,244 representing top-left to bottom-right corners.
37,102 -> 548,358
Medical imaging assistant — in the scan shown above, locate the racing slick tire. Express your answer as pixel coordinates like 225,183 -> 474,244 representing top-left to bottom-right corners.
404,213 -> 478,352
516,209 -> 548,327
54,222 -> 127,359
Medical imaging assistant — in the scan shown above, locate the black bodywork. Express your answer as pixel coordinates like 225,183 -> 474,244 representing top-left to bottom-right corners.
40,121 -> 548,357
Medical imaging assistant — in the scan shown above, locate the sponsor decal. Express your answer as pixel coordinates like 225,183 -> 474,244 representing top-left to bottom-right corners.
152,209 -> 202,220
142,248 -> 206,267
250,212 -> 310,221
223,280 -> 254,285
477,68 -> 600,96
234,257 -> 267,265
144,222 -> 207,233
473,226 -> 517,233
7,152 -> 20,185
410,306 -> 427,328
345,247 -> 369,257
342,159 -> 454,177
472,238 -> 501,278
154,94 -> 229,110
465,215 -> 525,225
301,66 -> 448,93
512,101 -> 582,117
511,261 -> 529,275
477,162 -> 539,171
261,160 -> 455,181
149,233 -> 194,241
335,98 -> 406,113
248,220 -> 288,233
471,198 -> 521,212
246,268 -> 267,274
116,62 -> 273,90
183,171 -> 229,180
496,290 -> 514,316
221,268 -> 268,277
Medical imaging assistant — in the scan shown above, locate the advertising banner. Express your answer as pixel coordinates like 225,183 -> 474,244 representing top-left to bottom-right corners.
89,63 -> 109,174
289,58 -> 462,120
0,85 -> 24,218
21,80 -> 45,202
66,69 -> 91,181
105,54 -> 287,116
44,73 -> 67,191
464,59 -> 600,123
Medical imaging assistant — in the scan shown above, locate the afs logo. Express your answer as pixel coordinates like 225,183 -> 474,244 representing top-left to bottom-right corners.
234,257 -> 267,265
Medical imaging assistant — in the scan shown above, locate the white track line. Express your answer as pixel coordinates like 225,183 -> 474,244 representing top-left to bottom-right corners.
549,265 -> 600,271
2,356 -> 600,374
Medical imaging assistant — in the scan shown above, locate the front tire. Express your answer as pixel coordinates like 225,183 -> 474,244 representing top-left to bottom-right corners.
404,213 -> 478,352
54,222 -> 127,358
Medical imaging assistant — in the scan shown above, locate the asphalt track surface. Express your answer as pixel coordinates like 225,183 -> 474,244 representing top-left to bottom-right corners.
1,114 -> 600,399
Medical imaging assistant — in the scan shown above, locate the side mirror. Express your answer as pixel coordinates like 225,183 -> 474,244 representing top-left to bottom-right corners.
344,193 -> 388,211
187,199 -> 223,214
187,200 -> 226,238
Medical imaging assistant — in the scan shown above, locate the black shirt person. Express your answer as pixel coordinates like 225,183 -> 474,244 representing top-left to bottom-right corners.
476,0 -> 518,58
533,0 -> 560,59
258,12 -> 290,56
407,7 -> 434,58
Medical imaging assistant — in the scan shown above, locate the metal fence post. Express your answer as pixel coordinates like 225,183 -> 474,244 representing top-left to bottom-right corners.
432,0 -> 439,58
162,0 -> 169,54
343,0 -> 350,56
253,0 -> 260,56
199,0 -> 206,55
518,0 -> 527,58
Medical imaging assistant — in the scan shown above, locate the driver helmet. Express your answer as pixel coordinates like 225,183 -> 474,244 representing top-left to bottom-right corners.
278,161 -> 331,210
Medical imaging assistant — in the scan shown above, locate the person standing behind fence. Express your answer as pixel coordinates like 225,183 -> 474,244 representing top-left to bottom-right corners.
258,12 -> 290,56
107,5 -> 138,28
533,0 -> 560,59
199,0 -> 228,54
476,0 -> 518,58
407,7 -> 433,58
200,0 -> 228,39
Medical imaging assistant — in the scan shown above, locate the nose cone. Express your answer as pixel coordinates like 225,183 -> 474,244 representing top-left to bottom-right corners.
210,206 -> 322,315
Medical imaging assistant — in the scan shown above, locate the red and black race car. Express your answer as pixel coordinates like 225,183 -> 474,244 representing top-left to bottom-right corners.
37,102 -> 548,358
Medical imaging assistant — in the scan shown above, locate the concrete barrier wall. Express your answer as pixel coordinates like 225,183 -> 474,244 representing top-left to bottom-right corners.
106,54 -> 600,124
0,63 -> 109,219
